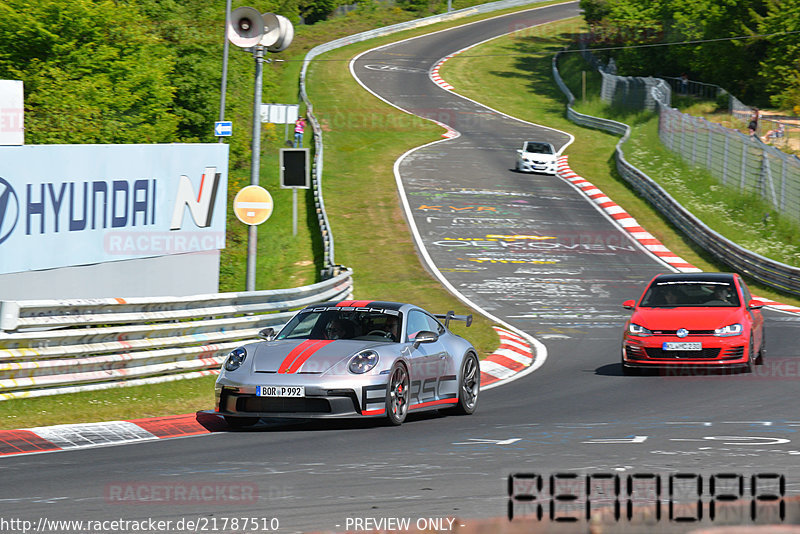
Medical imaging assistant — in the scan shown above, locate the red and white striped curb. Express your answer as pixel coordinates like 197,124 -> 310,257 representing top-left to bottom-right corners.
557,156 -> 700,273
0,413 -> 226,457
430,55 -> 455,91
429,52 -> 463,139
480,327 -> 534,387
750,295 -> 800,313
557,156 -> 800,315
432,119 -> 459,139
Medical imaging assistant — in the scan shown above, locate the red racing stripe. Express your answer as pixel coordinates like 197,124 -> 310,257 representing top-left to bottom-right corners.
285,339 -> 333,373
278,340 -> 321,373
335,300 -> 373,307
361,408 -> 386,416
279,339 -> 334,374
410,398 -> 458,410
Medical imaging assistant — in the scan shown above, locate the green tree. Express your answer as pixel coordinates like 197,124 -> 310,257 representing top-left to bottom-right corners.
668,0 -> 767,102
579,0 -> 781,105
580,0 -> 611,26
300,0 -> 341,23
753,0 -> 800,111
0,0 -> 179,144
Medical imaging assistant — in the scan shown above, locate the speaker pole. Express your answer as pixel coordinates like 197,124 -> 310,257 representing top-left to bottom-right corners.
218,0 -> 232,144
246,44 -> 265,292
225,8 -> 293,291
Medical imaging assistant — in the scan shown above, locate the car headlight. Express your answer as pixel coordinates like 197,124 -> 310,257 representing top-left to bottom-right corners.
224,347 -> 247,371
714,323 -> 743,337
628,323 -> 653,337
348,350 -> 379,374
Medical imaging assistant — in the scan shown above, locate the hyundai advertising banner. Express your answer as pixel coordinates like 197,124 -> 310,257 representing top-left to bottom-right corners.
0,144 -> 229,274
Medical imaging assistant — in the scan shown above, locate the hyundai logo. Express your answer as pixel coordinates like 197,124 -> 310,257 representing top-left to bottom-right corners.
0,177 -> 20,245
676,328 -> 689,338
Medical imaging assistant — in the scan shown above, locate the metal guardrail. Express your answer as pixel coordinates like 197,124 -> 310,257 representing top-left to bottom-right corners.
0,270 -> 354,400
552,53 -> 800,297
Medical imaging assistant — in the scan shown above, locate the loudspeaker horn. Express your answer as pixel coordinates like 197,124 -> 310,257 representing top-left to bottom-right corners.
261,13 -> 294,52
228,6 -> 264,48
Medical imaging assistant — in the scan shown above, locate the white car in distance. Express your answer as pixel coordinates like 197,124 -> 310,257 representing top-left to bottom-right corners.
515,141 -> 557,175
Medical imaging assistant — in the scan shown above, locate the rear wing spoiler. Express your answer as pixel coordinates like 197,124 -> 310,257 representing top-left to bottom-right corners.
434,310 -> 473,328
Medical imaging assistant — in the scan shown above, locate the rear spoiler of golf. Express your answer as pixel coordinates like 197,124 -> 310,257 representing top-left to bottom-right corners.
434,311 -> 473,328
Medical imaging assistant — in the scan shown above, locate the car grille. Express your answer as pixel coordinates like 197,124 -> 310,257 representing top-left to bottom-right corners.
625,346 -> 647,360
237,397 -> 332,413
721,346 -> 745,360
644,348 -> 722,359
651,330 -> 715,336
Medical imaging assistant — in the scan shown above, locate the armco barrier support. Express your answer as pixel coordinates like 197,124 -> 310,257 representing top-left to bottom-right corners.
552,53 -> 800,296
0,269 -> 353,400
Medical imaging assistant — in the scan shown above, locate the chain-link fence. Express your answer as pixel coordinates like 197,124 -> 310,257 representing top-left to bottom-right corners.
661,76 -> 725,102
580,47 -> 800,226
579,47 -> 671,111
660,76 -> 800,155
655,97 -> 800,225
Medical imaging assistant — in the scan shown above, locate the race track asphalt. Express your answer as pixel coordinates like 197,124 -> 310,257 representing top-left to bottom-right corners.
3,3 -> 800,533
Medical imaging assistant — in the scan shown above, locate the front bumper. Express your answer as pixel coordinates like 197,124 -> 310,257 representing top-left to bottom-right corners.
622,336 -> 750,369
517,159 -> 557,174
215,375 -> 389,419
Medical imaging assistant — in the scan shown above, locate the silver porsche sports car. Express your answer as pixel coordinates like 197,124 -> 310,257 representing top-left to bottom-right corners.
215,300 -> 479,426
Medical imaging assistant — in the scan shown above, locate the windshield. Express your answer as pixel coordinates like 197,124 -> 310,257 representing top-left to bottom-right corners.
276,307 -> 403,342
640,281 -> 740,307
525,142 -> 553,154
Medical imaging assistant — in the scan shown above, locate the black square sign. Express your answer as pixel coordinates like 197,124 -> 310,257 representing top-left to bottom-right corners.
280,148 -> 310,189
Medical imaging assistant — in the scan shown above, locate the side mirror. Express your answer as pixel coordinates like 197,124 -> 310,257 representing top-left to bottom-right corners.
258,327 -> 275,341
516,149 -> 523,155
412,330 -> 438,349
747,300 -> 763,310
622,299 -> 636,310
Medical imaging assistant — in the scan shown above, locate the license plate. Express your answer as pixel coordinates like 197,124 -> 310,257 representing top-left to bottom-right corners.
663,342 -> 702,351
256,386 -> 304,397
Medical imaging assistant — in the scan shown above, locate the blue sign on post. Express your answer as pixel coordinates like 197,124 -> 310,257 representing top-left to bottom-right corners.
214,121 -> 233,137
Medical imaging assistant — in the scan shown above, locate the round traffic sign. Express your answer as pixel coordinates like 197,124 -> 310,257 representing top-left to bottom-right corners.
233,185 -> 273,225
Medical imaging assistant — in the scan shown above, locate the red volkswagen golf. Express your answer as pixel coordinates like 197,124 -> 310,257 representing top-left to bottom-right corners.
621,273 -> 765,374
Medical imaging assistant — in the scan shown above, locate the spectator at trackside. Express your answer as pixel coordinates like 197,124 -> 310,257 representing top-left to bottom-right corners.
763,122 -> 785,143
680,73 -> 689,94
294,116 -> 306,148
748,108 -> 759,137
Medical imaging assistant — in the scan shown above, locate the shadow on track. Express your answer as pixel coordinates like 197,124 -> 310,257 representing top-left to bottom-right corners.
195,409 -> 447,433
